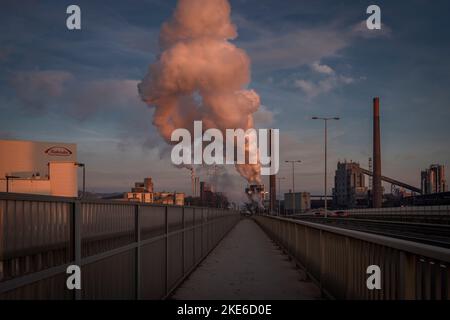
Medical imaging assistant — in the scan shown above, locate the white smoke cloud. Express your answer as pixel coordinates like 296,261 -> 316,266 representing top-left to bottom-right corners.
138,0 -> 262,183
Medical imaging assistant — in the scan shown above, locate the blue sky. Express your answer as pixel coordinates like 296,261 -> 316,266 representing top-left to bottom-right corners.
1,0 -> 449,198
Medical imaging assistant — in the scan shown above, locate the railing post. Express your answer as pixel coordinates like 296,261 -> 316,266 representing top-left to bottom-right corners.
345,236 -> 353,299
294,224 -> 298,260
201,208 -> 204,258
399,252 -> 416,299
135,204 -> 141,300
193,208 -> 196,265
319,229 -> 325,297
72,200 -> 81,300
165,206 -> 169,296
305,227 -> 309,274
182,206 -> 185,276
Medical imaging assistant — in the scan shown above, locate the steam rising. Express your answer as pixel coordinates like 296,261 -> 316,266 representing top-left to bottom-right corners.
138,0 -> 261,183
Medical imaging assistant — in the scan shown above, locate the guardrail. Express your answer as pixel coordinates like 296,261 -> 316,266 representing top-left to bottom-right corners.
345,205 -> 450,215
254,215 -> 450,300
0,193 -> 240,299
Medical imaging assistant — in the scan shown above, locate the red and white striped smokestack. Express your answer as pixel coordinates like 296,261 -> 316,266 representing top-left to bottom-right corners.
372,97 -> 382,208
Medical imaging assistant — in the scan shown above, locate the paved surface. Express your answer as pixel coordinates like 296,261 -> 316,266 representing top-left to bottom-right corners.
172,218 -> 321,300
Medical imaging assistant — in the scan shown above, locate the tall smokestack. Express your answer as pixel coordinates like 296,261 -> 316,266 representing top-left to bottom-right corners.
269,129 -> 276,214
372,97 -> 382,208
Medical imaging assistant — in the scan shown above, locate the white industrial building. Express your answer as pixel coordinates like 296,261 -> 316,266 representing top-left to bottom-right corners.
284,192 -> 311,214
0,139 -> 78,197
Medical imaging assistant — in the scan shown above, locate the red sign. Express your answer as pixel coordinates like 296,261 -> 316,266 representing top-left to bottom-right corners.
45,146 -> 73,156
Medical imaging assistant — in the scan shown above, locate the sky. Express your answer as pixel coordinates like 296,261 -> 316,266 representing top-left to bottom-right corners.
1,0 -> 449,200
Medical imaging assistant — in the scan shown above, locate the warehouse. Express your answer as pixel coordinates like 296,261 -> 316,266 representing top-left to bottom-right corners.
0,139 -> 78,197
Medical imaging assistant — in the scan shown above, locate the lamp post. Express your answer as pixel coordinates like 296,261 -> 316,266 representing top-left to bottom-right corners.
285,160 -> 301,214
75,163 -> 85,198
277,177 -> 285,215
312,116 -> 340,218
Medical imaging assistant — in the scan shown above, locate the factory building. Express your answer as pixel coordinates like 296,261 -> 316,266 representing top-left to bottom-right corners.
125,178 -> 154,202
125,177 -> 184,206
0,139 -> 78,197
155,192 -> 185,206
200,181 -> 229,208
421,164 -> 447,194
284,192 -> 311,214
333,161 -> 368,209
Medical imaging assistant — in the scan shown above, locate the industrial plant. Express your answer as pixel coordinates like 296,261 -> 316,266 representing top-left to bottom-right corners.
1,0 -> 450,304
0,139 -> 80,197
243,97 -> 449,213
2,96 -> 448,211
124,177 -> 185,206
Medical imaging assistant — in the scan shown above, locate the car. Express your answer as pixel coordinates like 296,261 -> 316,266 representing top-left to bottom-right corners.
328,211 -> 340,217
334,210 -> 349,217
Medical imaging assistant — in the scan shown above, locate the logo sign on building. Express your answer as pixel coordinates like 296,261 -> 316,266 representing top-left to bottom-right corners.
45,146 -> 73,156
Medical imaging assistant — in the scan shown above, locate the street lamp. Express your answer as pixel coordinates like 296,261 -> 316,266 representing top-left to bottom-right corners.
75,163 -> 85,198
277,177 -> 285,215
311,116 -> 340,217
285,160 -> 301,214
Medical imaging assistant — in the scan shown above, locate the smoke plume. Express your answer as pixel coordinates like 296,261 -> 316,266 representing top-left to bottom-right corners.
138,0 -> 261,183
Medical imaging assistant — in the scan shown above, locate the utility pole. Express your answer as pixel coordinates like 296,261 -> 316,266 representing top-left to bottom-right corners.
312,117 -> 340,217
190,167 -> 196,197
277,177 -> 285,215
285,160 -> 301,214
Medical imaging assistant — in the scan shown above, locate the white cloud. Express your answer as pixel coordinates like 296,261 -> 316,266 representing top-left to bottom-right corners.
237,19 -> 350,71
351,20 -> 392,39
8,70 -> 164,152
294,79 -> 317,96
311,61 -> 334,75
253,104 -> 275,128
10,70 -> 142,118
10,70 -> 74,110
236,15 -> 392,73
294,74 -> 355,99
290,59 -> 357,99
339,75 -> 355,85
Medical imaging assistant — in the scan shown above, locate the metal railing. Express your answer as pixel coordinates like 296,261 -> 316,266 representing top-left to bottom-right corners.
345,205 -> 450,215
0,193 -> 240,299
254,215 -> 450,300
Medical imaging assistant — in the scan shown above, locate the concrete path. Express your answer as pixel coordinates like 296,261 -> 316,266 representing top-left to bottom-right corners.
172,218 -> 321,300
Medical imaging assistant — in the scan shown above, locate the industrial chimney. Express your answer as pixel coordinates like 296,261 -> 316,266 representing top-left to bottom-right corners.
372,97 -> 382,208
269,129 -> 276,214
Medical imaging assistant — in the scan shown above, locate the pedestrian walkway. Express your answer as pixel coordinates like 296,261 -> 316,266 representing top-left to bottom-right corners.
172,218 -> 321,300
